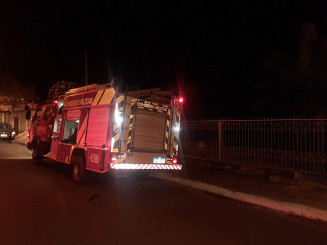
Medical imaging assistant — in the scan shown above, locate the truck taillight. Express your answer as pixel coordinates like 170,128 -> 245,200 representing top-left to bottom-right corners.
172,158 -> 178,164
110,153 -> 118,162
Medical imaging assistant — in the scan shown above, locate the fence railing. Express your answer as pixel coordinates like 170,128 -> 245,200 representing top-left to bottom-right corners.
181,118 -> 327,175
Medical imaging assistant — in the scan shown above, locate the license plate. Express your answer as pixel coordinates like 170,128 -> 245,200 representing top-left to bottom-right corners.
0,134 -> 8,138
153,157 -> 165,164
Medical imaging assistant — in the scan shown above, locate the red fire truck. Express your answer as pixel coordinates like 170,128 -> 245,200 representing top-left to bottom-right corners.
28,83 -> 183,183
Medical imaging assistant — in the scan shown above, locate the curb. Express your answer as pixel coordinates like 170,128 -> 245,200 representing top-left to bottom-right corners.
151,173 -> 327,223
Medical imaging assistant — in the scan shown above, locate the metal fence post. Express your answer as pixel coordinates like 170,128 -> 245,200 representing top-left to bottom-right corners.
218,120 -> 222,161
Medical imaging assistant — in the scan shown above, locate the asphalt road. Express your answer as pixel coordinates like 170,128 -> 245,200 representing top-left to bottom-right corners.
1,141 -> 327,245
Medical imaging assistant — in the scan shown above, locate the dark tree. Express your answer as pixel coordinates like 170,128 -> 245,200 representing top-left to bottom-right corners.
48,81 -> 79,100
250,22 -> 327,115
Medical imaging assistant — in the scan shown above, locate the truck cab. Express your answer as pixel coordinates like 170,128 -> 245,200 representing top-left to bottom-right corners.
28,101 -> 61,155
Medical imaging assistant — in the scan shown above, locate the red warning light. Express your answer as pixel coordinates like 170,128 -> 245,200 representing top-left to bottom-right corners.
110,153 -> 118,162
178,97 -> 184,103
53,100 -> 58,104
172,158 -> 178,164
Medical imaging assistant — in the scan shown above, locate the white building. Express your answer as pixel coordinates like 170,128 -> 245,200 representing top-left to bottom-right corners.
0,96 -> 37,133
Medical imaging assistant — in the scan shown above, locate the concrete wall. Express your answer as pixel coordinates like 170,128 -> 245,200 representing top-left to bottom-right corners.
0,112 -> 10,124
0,109 -> 35,133
0,103 -> 37,133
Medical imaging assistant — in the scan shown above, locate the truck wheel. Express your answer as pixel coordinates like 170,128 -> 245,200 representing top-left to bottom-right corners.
71,155 -> 86,184
32,148 -> 42,165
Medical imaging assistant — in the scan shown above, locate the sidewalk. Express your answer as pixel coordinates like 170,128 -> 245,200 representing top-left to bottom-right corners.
151,159 -> 327,222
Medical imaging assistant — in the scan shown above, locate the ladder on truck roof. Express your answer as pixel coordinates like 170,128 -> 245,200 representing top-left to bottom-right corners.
127,88 -> 173,105
66,83 -> 112,96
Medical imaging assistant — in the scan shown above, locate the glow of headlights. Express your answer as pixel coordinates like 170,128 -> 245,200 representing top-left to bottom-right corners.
115,115 -> 123,125
173,125 -> 180,133
11,132 -> 15,135
114,104 -> 123,125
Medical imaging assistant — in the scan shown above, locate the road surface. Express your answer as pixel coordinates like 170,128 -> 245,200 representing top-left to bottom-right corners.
0,141 -> 327,245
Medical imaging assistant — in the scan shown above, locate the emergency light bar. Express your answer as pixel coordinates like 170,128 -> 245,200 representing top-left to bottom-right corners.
174,97 -> 184,103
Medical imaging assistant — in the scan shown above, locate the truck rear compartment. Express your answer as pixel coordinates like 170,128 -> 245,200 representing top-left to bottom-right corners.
132,109 -> 166,153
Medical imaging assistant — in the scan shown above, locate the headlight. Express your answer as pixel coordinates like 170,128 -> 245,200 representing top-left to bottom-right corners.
173,125 -> 180,133
114,104 -> 123,125
115,114 -> 123,125
11,131 -> 15,135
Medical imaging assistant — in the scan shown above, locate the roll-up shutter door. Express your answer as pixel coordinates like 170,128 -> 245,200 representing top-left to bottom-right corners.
86,106 -> 110,146
132,109 -> 166,152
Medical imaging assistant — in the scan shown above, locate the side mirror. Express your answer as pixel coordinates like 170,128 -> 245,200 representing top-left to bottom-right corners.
26,110 -> 31,120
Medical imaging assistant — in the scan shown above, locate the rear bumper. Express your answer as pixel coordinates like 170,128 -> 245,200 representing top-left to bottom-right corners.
110,163 -> 182,170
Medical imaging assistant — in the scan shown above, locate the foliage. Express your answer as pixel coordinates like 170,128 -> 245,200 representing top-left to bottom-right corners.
48,81 -> 79,100
250,22 -> 327,115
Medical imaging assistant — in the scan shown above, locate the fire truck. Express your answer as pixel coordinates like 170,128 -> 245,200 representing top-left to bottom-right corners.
28,83 -> 183,183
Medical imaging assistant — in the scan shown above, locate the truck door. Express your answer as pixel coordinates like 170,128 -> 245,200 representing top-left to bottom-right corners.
57,109 -> 80,163
36,104 -> 57,142
29,106 -> 43,143
49,117 -> 62,160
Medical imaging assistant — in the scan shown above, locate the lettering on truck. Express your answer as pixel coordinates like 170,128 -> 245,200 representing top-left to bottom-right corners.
90,153 -> 100,164
137,101 -> 168,112
64,97 -> 94,108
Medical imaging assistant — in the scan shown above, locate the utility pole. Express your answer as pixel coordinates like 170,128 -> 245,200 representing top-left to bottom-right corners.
85,50 -> 88,86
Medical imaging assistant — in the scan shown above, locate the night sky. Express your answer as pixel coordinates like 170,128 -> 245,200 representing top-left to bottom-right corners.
0,0 -> 326,117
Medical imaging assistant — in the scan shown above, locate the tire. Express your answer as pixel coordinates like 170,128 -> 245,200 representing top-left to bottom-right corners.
71,154 -> 86,184
32,148 -> 42,165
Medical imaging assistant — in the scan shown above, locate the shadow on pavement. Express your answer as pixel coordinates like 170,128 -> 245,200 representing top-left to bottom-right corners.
39,159 -> 157,186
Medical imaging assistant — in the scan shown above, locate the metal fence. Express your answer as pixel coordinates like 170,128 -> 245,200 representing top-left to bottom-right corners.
181,118 -> 327,175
